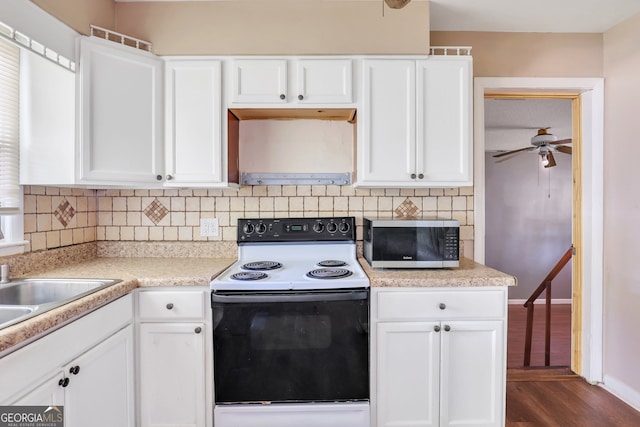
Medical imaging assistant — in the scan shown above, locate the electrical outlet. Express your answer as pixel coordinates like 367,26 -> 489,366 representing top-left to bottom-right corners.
200,218 -> 219,237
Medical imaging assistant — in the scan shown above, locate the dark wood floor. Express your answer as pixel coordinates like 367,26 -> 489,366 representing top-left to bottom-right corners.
507,303 -> 571,368
506,303 -> 640,426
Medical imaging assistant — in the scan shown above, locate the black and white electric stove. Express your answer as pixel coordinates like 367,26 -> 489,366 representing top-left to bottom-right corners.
211,216 -> 369,291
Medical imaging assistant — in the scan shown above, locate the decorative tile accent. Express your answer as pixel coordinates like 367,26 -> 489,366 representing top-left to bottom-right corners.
143,198 -> 169,225
394,197 -> 420,218
53,198 -> 76,227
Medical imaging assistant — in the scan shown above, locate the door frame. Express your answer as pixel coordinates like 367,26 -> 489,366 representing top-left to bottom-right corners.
473,77 -> 604,383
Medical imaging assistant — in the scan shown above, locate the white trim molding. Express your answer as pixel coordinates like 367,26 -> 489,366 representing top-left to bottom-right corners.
473,77 -> 604,384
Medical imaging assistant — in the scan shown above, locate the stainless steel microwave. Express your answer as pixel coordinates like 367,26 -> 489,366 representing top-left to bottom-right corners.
363,217 -> 460,268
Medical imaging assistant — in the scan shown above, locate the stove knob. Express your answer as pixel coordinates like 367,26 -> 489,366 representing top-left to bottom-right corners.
255,223 -> 267,234
338,222 -> 350,233
313,222 -> 325,233
243,223 -> 255,234
327,222 -> 338,233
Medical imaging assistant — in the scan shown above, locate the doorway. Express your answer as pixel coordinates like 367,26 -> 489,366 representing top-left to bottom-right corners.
473,77 -> 604,382
484,97 -> 573,368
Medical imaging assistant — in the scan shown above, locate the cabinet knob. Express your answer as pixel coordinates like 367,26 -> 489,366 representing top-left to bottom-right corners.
298,94 -> 304,100
439,303 -> 446,310
410,173 -> 417,179
69,365 -> 80,375
195,327 -> 202,334
444,325 -> 451,332
156,175 -> 163,181
418,173 -> 424,179
165,174 -> 173,181
433,325 -> 441,332
166,303 -> 174,310
58,377 -> 70,388
280,94 -> 286,100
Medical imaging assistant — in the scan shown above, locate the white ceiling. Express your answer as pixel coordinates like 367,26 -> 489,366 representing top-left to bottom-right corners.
484,98 -> 572,152
117,0 -> 640,33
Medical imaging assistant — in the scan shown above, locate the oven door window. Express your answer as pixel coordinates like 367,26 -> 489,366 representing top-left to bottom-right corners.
212,290 -> 369,404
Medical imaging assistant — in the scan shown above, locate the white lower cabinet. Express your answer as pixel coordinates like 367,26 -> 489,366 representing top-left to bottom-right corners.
1,295 -> 135,427
137,288 -> 211,427
372,288 -> 506,427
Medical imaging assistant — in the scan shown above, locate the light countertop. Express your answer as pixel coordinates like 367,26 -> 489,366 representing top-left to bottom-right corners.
359,257 -> 517,288
1,255 -> 515,354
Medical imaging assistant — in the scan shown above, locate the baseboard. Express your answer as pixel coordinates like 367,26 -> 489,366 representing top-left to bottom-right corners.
602,374 -> 640,412
509,299 -> 572,305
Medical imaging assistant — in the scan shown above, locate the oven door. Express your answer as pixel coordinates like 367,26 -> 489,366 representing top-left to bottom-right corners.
211,289 -> 369,404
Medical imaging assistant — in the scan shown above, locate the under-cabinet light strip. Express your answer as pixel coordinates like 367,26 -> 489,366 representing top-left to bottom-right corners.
0,21 -> 76,72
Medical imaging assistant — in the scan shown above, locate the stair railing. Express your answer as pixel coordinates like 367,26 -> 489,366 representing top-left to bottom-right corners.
523,246 -> 573,367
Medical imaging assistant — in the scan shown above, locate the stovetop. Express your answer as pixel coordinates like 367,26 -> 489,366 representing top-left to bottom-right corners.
211,217 -> 369,291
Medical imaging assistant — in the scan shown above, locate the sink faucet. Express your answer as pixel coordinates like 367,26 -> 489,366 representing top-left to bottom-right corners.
0,264 -> 9,284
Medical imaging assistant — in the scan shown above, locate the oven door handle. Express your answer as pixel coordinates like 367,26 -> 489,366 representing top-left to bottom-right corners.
211,289 -> 369,304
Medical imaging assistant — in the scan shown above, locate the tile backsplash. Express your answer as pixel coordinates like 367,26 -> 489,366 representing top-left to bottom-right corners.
21,185 -> 475,259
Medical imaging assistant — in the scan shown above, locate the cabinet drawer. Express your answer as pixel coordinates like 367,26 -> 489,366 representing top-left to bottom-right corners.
138,290 -> 205,321
376,289 -> 505,321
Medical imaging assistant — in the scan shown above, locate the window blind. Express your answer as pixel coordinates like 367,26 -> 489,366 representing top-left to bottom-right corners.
0,37 -> 20,213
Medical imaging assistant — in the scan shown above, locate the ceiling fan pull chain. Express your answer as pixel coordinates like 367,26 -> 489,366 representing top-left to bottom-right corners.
548,167 -> 552,198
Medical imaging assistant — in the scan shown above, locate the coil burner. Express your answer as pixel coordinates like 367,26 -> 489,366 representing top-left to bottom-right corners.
306,268 -> 353,280
230,271 -> 269,281
241,261 -> 283,271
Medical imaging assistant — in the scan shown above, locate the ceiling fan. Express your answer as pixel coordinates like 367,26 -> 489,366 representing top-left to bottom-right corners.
492,127 -> 572,168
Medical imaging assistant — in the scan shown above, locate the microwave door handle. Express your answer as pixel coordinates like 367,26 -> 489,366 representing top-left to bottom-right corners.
211,290 -> 369,304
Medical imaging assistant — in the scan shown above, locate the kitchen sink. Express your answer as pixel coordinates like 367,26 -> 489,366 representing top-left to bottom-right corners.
0,306 -> 35,325
0,278 -> 121,330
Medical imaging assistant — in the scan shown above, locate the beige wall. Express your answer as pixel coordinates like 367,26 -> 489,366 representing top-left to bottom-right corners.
113,1 -> 430,55
602,11 -> 640,407
431,31 -> 603,77
32,0 -> 115,35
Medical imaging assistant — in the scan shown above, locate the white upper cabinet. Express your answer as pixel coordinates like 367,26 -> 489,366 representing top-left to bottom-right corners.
19,49 -> 76,186
164,59 -> 224,186
359,59 -> 416,185
416,57 -> 472,185
357,56 -> 472,188
230,58 -> 353,105
78,37 -> 164,186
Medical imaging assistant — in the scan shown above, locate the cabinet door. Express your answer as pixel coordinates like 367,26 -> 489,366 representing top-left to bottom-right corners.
78,37 -> 163,185
65,325 -> 135,427
139,323 -> 206,427
11,372 -> 65,407
165,60 -> 223,185
376,322 -> 440,427
296,59 -> 352,103
231,59 -> 288,103
440,320 -> 504,427
19,49 -> 76,186
416,57 -> 472,186
359,60 -> 416,185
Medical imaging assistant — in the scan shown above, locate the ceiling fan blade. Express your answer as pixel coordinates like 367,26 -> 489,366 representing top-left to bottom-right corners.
555,145 -> 572,155
550,138 -> 572,145
544,151 -> 557,168
492,146 -> 535,158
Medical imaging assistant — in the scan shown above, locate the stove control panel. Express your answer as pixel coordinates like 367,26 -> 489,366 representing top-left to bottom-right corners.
238,217 -> 356,243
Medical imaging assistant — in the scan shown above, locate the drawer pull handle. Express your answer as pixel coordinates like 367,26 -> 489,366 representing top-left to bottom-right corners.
166,303 -> 174,310
59,377 -> 69,388
69,365 -> 80,375
194,327 -> 202,334
439,303 -> 446,310
433,325 -> 441,332
444,325 -> 451,332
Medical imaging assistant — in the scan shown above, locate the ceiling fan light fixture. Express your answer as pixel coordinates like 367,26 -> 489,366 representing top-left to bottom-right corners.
540,151 -> 550,167
384,0 -> 411,9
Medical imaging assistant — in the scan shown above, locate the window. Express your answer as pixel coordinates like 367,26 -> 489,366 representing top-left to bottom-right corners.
0,36 -> 25,255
